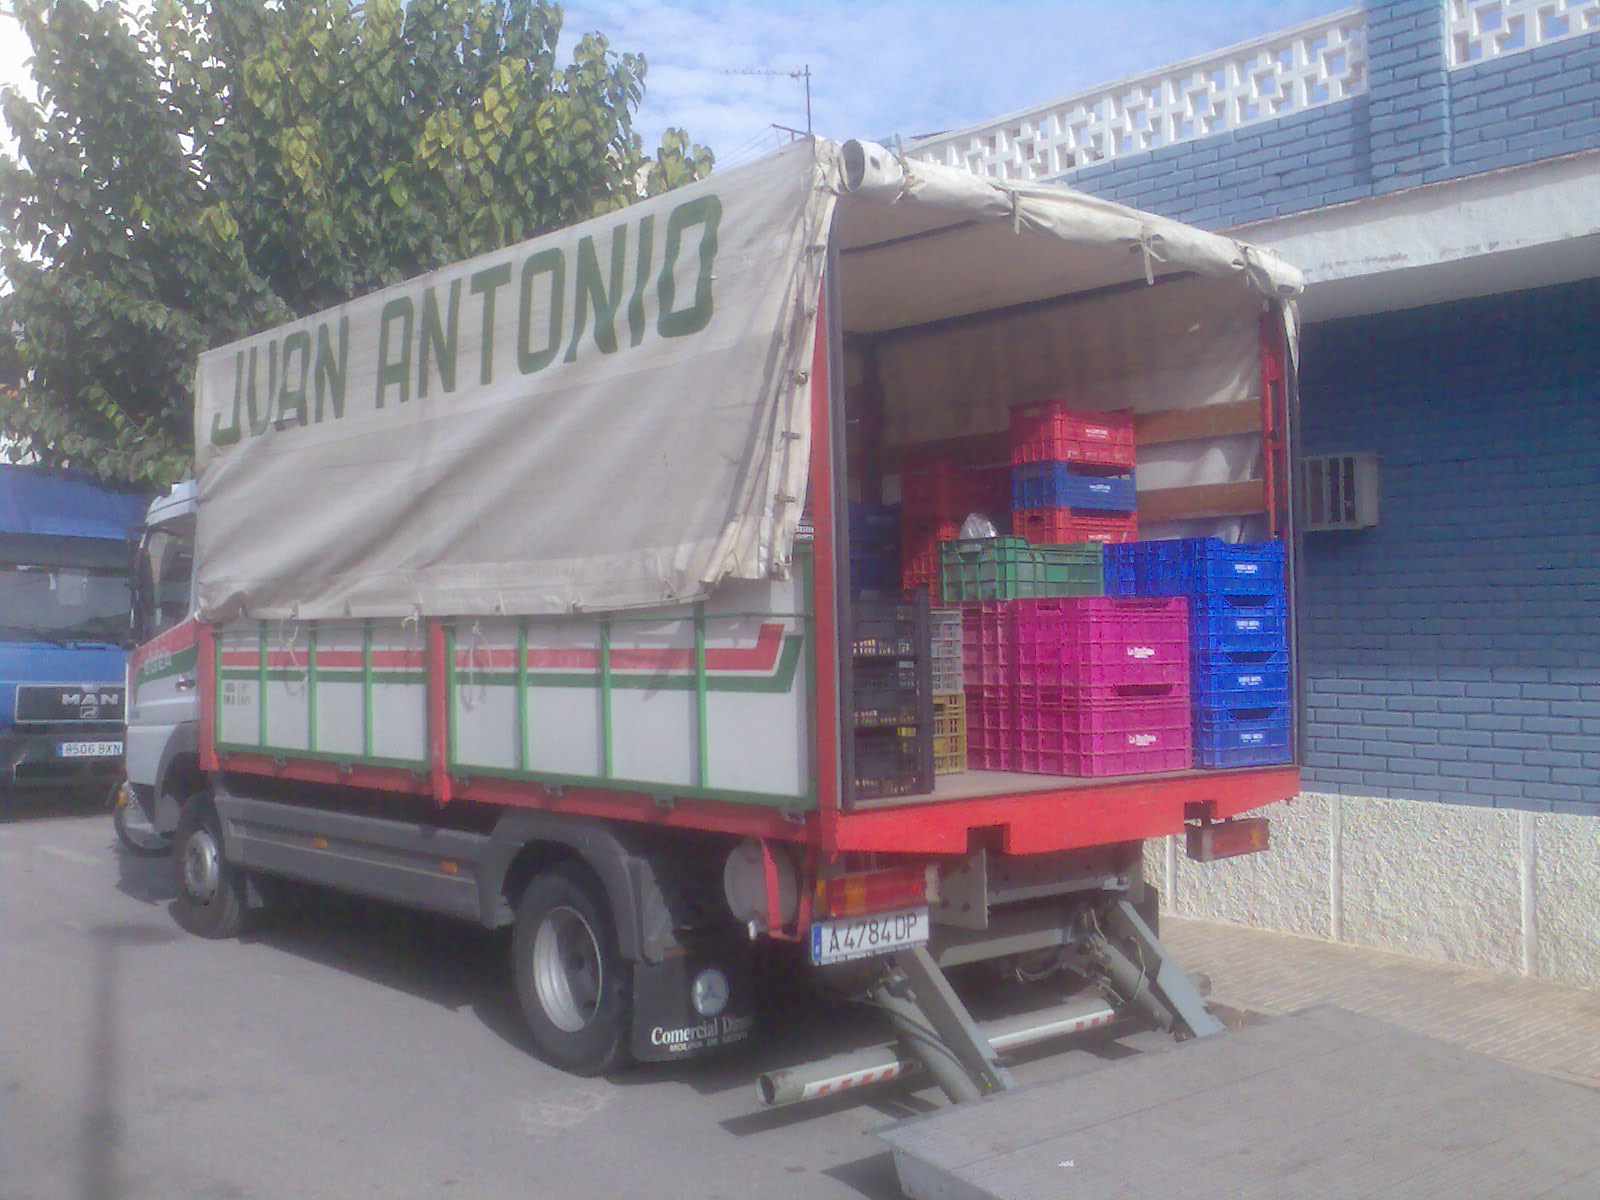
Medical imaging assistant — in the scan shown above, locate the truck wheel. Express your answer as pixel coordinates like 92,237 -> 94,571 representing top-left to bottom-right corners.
512,863 -> 631,1076
173,795 -> 246,939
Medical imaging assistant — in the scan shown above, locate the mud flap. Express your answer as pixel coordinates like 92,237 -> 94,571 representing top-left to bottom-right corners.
629,944 -> 757,1063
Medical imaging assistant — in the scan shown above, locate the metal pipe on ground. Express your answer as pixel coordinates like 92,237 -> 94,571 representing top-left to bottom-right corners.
755,994 -> 1119,1107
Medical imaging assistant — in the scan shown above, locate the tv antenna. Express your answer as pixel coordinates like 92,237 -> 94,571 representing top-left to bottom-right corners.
724,66 -> 813,137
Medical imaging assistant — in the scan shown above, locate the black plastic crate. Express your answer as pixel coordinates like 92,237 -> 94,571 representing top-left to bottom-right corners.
851,658 -> 933,728
850,595 -> 931,658
851,725 -> 934,800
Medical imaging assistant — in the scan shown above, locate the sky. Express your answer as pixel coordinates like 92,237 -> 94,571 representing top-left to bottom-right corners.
0,1 -> 1338,169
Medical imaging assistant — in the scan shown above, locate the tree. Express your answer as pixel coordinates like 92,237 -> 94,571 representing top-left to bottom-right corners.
0,0 -> 714,485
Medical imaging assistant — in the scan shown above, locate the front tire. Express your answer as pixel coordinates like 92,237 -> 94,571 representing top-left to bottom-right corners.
172,795 -> 246,939
512,863 -> 631,1076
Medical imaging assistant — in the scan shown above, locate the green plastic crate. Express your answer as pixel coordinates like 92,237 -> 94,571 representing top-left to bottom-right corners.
940,537 -> 1104,602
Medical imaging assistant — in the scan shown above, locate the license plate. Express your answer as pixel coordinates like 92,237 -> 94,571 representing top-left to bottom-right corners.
810,907 -> 929,966
58,741 -> 123,759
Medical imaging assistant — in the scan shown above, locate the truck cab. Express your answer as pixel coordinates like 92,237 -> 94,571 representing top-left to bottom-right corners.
123,481 -> 199,835
0,466 -> 145,790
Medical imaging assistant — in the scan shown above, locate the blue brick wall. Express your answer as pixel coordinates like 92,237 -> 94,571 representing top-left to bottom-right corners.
1296,278 -> 1600,814
1051,0 -> 1600,227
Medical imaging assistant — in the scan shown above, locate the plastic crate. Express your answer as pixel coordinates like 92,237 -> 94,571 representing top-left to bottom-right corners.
851,726 -> 934,799
930,607 -> 964,694
965,464 -> 1013,519
1191,595 -> 1289,642
1013,507 -> 1138,545
847,501 -> 901,550
850,597 -> 929,657
850,547 -> 899,595
1011,463 -> 1137,512
901,518 -> 961,598
1012,697 -> 1192,776
1195,704 -> 1293,768
964,682 -> 1018,771
1012,596 -> 1190,693
1010,401 -> 1136,468
933,693 -> 967,774
1104,538 -> 1286,599
1192,662 -> 1291,709
851,659 -> 926,728
941,537 -> 1103,602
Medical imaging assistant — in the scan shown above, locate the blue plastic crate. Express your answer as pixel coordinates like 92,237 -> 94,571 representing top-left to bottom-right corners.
1193,664 -> 1291,708
848,501 -> 901,549
850,546 -> 900,594
1195,704 -> 1293,768
1011,463 -> 1137,513
1104,538 -> 1285,599
1191,594 -> 1287,641
1185,538 -> 1284,595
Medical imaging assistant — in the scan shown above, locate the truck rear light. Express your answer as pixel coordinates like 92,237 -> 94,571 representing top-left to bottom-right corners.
1186,817 -> 1270,862
820,866 -> 929,919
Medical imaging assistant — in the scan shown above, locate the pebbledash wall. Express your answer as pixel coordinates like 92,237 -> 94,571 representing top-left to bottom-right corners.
908,0 -> 1600,985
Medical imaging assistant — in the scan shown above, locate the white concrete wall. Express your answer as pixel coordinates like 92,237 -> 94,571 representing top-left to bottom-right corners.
1148,792 -> 1600,988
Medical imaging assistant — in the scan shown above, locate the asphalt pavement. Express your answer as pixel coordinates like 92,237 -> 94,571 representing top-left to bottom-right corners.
7,801 -> 1594,1200
0,803 -> 1166,1200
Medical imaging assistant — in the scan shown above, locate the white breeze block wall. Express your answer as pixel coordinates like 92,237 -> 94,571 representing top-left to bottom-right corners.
1147,793 -> 1600,988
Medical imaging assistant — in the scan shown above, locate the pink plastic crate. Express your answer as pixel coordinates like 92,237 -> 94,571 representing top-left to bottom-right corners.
1012,597 -> 1190,694
1012,698 -> 1192,776
964,682 -> 1019,771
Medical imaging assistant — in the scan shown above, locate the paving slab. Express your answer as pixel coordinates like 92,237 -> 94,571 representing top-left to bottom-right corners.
876,1005 -> 1600,1200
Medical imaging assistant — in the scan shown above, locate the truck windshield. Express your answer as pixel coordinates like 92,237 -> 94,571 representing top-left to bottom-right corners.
0,562 -> 131,645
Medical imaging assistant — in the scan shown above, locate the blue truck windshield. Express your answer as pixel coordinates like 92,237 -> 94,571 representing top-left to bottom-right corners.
0,562 -> 130,645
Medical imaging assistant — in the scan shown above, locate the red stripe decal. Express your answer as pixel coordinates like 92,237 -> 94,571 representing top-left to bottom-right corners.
130,618 -> 201,672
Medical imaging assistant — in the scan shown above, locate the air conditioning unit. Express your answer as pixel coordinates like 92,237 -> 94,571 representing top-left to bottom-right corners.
1300,452 -> 1379,530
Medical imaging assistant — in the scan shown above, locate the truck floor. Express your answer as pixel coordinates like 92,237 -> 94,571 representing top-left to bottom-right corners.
852,764 -> 1287,808
875,1004 -> 1600,1199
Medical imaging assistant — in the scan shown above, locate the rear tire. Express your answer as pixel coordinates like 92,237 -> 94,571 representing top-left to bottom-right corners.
512,863 -> 631,1076
172,795 -> 246,939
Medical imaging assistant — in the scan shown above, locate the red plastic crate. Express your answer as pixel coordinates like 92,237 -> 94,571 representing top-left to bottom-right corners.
900,518 -> 960,596
1013,507 -> 1138,545
1010,402 -> 1136,468
965,464 -> 1013,519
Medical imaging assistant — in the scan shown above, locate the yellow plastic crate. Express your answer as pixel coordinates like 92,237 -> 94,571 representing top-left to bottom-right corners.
933,693 -> 967,774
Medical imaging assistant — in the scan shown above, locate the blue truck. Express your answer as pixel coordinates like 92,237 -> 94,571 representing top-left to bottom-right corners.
0,465 -> 146,790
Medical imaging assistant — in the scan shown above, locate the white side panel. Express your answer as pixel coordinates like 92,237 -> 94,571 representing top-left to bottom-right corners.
610,688 -> 696,789
315,681 -> 366,758
705,688 -> 810,798
452,681 -> 518,773
525,686 -> 605,778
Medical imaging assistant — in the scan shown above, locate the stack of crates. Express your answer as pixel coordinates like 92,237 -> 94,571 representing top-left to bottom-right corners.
1009,401 -> 1139,545
961,602 -> 1016,770
898,460 -> 1013,596
847,501 -> 900,595
1104,538 -> 1291,768
940,537 -> 1104,602
930,607 -> 966,774
848,596 -> 934,800
1011,597 -> 1192,776
898,460 -> 966,596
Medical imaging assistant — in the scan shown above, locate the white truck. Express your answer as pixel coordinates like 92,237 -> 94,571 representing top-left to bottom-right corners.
123,138 -> 1304,1100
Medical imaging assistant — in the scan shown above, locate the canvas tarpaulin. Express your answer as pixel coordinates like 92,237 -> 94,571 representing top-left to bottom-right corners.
195,141 -> 835,621
195,137 -> 1301,622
